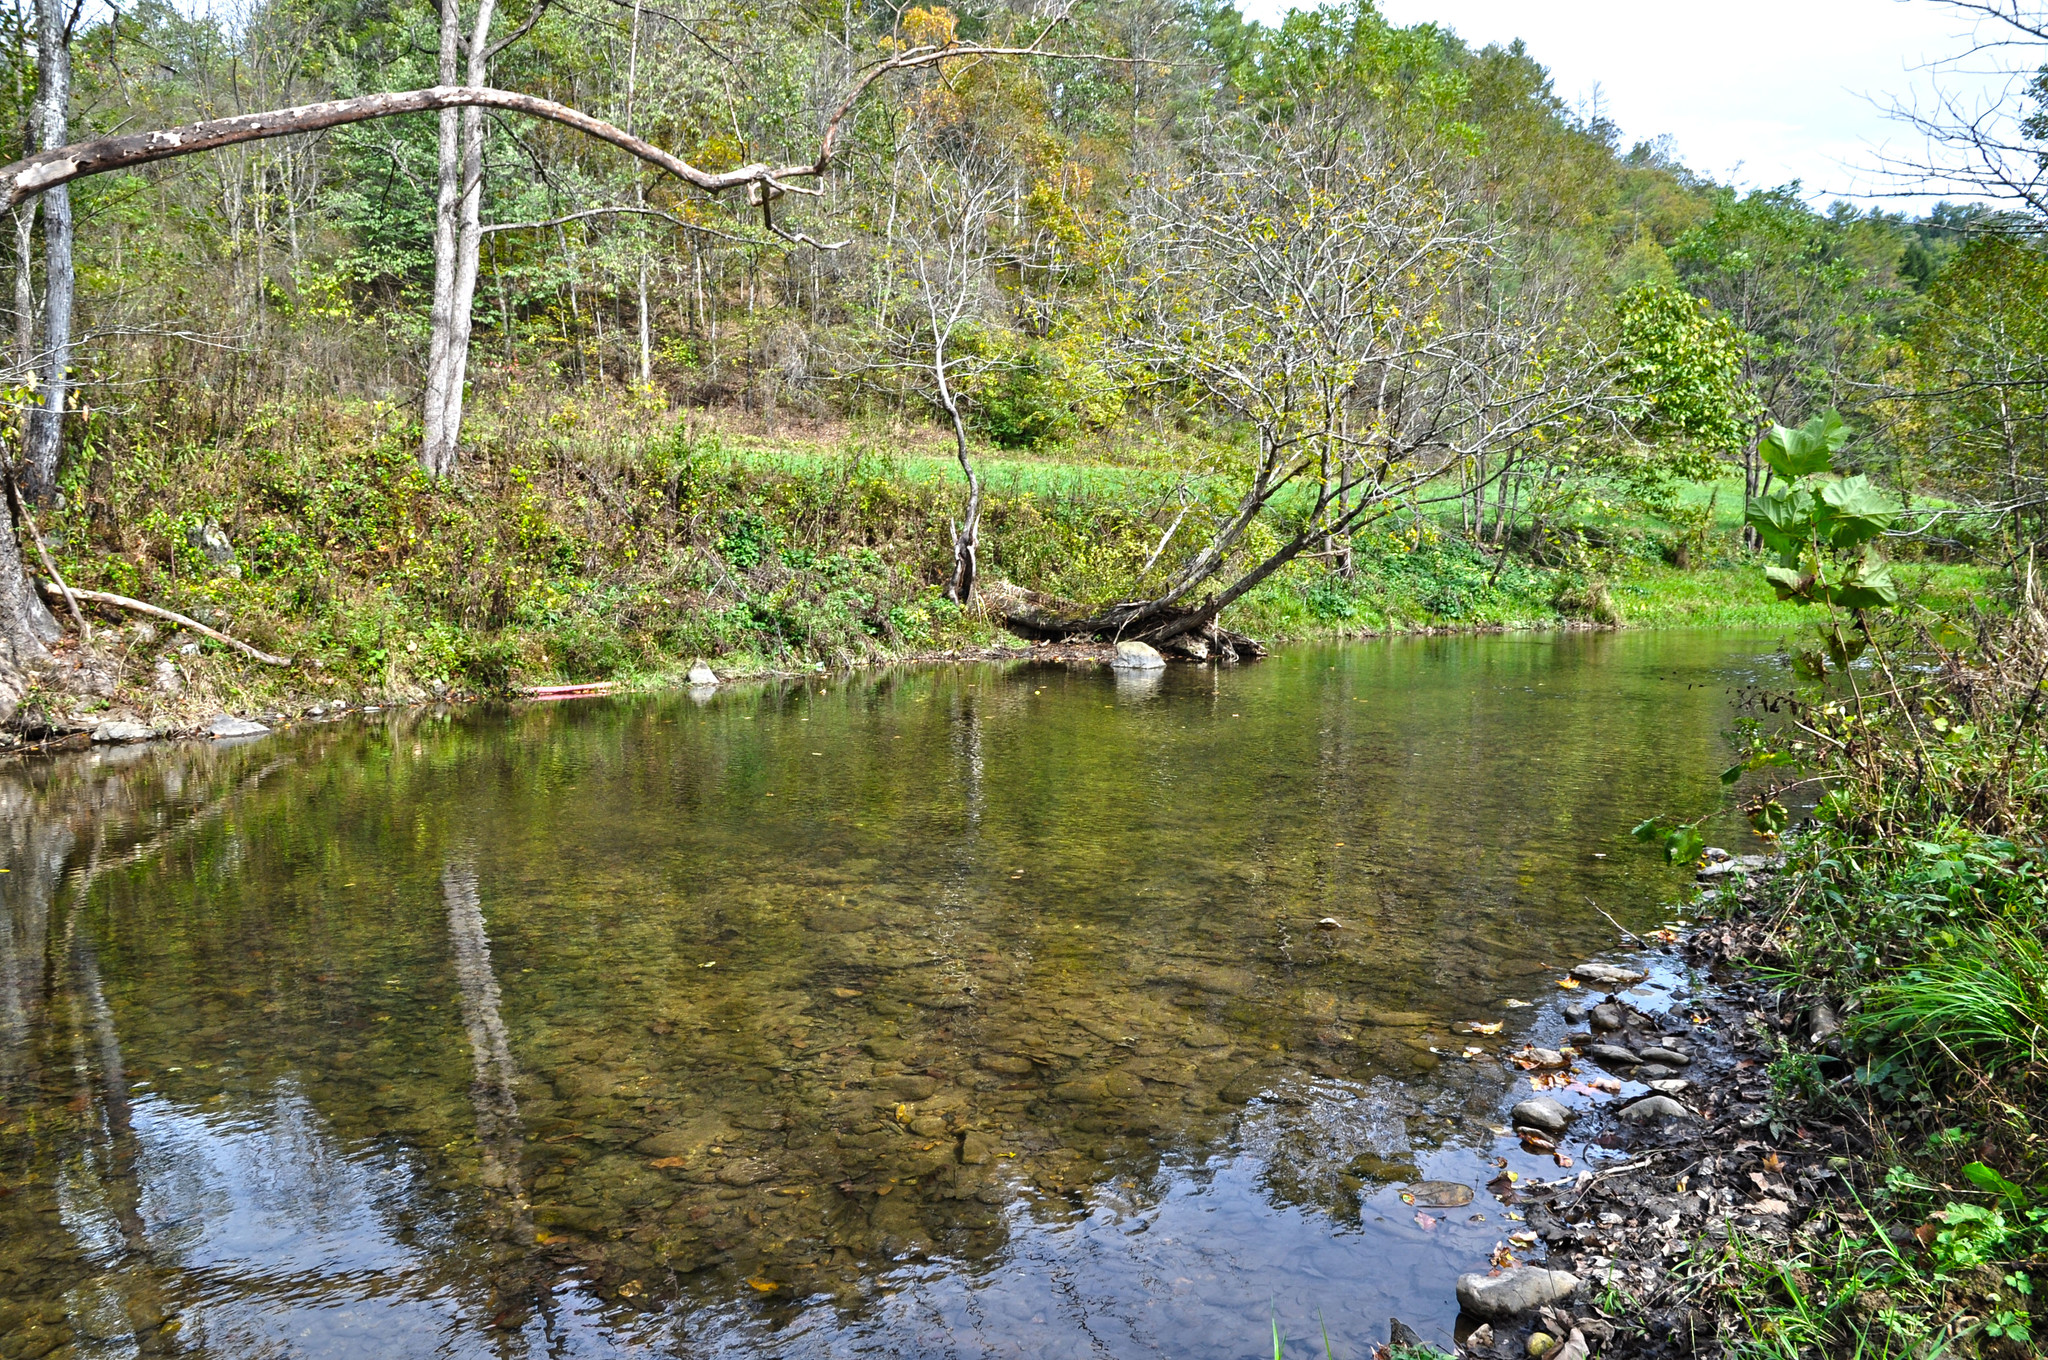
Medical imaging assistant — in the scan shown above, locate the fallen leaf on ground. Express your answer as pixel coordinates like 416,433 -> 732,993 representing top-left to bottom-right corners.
1413,1211 -> 1438,1230
649,1157 -> 687,1169
746,1277 -> 779,1292
1556,978 -> 1581,989
1463,1021 -> 1504,1035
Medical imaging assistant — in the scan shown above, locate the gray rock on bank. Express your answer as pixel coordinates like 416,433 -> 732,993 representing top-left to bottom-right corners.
1110,640 -> 1166,670
1618,1094 -> 1691,1122
206,714 -> 270,740
1571,962 -> 1647,986
91,720 -> 154,744
1454,1266 -> 1580,1320
1510,1097 -> 1571,1135
687,663 -> 719,686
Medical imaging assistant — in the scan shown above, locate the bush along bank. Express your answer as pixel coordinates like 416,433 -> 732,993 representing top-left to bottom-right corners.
1681,431 -> 2044,1359
1437,421 -> 2041,1360
1665,599 -> 2048,1360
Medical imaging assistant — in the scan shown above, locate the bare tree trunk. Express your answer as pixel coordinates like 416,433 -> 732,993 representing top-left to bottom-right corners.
22,0 -> 71,503
944,395 -> 980,604
11,205 -> 32,375
420,0 -> 464,479
435,0 -> 501,477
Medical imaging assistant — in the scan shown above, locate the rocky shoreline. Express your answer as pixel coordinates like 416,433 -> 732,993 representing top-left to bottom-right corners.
1411,852 -> 1846,1360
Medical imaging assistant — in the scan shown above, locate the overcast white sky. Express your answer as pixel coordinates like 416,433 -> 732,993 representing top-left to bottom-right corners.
1230,0 -> 2015,209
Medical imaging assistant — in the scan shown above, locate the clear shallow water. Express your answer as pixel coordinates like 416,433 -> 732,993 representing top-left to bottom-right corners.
0,631 -> 1777,1359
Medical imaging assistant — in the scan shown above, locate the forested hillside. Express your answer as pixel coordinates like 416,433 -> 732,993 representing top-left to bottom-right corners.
0,0 -> 2036,717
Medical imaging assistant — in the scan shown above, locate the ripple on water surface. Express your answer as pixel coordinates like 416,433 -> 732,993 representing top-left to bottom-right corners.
0,631 -> 1775,1357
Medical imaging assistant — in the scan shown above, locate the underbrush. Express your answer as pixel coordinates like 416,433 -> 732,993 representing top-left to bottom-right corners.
1697,600 -> 2048,1357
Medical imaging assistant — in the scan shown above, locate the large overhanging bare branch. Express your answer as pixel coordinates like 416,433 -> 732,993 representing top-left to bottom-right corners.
0,42 -> 1101,213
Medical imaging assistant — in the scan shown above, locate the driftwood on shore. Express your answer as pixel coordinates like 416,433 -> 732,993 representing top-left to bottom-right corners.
36,581 -> 292,665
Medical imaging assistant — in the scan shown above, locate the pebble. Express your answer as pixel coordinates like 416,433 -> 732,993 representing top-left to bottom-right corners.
1638,1047 -> 1691,1067
1590,1003 -> 1625,1031
1583,1043 -> 1641,1066
1649,1079 -> 1690,1095
1562,1004 -> 1587,1024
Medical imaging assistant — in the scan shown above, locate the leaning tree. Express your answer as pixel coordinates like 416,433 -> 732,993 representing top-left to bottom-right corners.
1001,104 -> 1624,650
0,29 -> 1078,722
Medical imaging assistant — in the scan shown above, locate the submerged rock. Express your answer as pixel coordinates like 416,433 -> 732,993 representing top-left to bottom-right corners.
1454,1266 -> 1579,1319
1404,1180 -> 1474,1208
976,1053 -> 1034,1075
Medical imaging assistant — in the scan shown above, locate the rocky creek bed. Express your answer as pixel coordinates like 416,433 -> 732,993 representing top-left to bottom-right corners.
1418,851 -> 1873,1360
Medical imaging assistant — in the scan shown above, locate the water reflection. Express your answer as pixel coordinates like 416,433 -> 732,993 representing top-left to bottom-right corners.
0,633 -> 1775,1358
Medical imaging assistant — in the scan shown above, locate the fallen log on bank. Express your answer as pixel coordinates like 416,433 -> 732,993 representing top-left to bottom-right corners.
977,579 -> 1266,661
36,581 -> 293,665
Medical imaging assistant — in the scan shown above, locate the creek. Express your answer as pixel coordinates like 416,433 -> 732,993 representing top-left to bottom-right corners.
0,630 -> 1775,1359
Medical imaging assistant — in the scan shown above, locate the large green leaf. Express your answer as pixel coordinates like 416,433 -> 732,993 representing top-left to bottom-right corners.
1825,549 -> 1898,610
1760,409 -> 1849,479
1814,475 -> 1901,548
1763,562 -> 1812,600
1745,484 -> 1812,555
